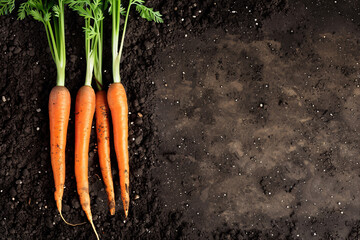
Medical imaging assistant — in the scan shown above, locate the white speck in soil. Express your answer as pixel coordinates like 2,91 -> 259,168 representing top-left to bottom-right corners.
2,96 -> 6,102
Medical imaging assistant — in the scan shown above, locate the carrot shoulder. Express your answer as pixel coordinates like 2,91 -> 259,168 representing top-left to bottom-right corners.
107,83 -> 130,218
95,90 -> 115,215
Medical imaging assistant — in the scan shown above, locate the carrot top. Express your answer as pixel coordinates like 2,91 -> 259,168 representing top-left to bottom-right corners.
18,0 -> 67,87
110,0 -> 163,83
68,0 -> 105,88
0,0 -> 15,15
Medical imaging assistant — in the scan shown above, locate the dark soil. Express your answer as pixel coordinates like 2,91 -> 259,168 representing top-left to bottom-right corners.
1,0 -> 360,239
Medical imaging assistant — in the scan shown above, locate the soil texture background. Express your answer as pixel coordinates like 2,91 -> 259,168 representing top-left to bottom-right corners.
1,0 -> 360,239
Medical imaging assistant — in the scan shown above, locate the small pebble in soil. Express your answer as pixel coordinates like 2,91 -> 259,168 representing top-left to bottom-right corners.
14,47 -> 22,54
2,96 -> 6,102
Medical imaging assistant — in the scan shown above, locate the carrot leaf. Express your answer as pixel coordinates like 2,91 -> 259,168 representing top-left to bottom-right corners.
18,2 -> 30,20
0,0 -> 15,16
52,5 -> 60,17
29,9 -> 44,22
134,4 -> 163,23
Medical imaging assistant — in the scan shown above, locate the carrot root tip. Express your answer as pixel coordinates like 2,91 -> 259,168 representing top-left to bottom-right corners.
124,208 -> 129,219
110,209 -> 115,216
90,220 -> 100,240
59,211 -> 86,226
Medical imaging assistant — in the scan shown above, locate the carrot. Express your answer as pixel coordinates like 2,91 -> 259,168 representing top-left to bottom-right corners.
49,86 -> 70,212
69,1 -> 104,238
14,0 -> 85,226
109,0 -> 162,218
74,86 -> 98,239
49,86 -> 78,225
95,90 -> 115,215
69,0 -> 115,217
107,83 -> 130,218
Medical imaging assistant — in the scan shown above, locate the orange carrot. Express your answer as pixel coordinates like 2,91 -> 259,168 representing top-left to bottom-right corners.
49,86 -> 73,224
107,83 -> 130,218
95,90 -> 115,215
49,86 -> 84,226
74,85 -> 98,239
109,0 -> 162,219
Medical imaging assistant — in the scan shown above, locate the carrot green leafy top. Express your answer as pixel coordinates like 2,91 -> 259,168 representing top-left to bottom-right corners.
110,0 -> 163,83
0,0 -> 15,15
0,0 -> 163,86
68,0 -> 105,88
18,0 -> 67,86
